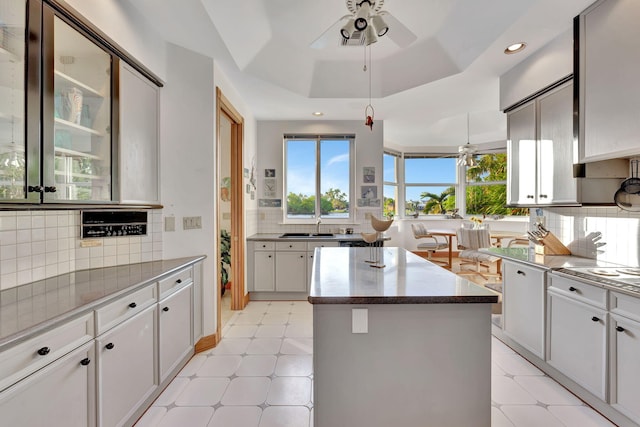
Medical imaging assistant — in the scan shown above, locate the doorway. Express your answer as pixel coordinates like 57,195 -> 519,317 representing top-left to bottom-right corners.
216,88 -> 246,339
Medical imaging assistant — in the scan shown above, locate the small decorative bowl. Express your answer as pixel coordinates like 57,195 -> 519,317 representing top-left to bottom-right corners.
371,216 -> 393,232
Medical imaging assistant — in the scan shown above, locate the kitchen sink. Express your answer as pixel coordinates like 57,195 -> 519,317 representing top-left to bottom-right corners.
310,233 -> 334,237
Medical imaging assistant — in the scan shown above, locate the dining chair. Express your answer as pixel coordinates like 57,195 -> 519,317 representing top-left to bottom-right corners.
411,223 -> 449,266
456,224 -> 502,281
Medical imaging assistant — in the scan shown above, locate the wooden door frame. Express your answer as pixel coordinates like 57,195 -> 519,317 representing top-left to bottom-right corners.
216,87 -> 247,341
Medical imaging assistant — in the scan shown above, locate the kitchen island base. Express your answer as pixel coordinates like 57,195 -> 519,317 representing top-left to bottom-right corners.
313,303 -> 492,427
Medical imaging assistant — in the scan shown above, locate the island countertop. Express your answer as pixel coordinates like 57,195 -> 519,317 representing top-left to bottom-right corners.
308,247 -> 498,304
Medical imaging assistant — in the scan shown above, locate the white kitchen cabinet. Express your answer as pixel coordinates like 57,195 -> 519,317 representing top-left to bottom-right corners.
609,291 -> 640,424
119,62 -> 159,205
159,283 -> 193,382
276,251 -> 307,292
578,0 -> 640,161
96,304 -> 157,427
0,341 -> 95,427
249,242 -> 276,292
547,289 -> 607,400
502,261 -> 546,358
507,81 -> 577,206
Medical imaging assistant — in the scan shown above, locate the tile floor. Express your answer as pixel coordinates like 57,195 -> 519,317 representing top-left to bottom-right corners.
136,301 -> 617,427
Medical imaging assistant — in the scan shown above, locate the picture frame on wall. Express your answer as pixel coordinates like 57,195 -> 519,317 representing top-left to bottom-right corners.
363,166 -> 375,183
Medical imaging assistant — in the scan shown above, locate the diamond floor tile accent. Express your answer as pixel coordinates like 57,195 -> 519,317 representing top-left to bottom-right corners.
137,301 -> 618,427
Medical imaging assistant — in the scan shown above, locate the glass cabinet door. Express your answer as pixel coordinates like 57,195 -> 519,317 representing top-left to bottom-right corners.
0,0 -> 29,201
43,11 -> 113,202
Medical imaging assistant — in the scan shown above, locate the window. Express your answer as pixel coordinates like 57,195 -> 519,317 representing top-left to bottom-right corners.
465,153 -> 528,216
383,151 -> 399,218
284,135 -> 354,220
404,156 -> 457,216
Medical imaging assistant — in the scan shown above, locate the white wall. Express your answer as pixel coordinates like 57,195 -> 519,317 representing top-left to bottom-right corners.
255,120 -> 384,234
160,43 -> 216,335
500,29 -> 573,110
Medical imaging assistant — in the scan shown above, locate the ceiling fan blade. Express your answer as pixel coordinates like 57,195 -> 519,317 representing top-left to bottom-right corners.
379,12 -> 417,48
310,15 -> 351,49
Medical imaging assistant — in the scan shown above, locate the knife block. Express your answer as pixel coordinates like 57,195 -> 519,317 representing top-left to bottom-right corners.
534,232 -> 571,255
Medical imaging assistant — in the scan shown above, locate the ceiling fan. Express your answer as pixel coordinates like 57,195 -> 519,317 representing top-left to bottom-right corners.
311,0 -> 417,49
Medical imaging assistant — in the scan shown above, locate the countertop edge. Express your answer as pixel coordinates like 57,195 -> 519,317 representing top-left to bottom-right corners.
0,255 -> 206,352
307,295 -> 499,304
247,233 -> 390,242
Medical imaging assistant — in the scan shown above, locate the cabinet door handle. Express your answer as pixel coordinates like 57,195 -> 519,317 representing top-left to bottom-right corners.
591,316 -> 600,322
289,244 -> 293,248
80,358 -> 91,366
539,194 -> 547,198
527,195 -> 534,199
176,279 -> 182,284
44,186 -> 57,193
568,287 -> 577,292
516,270 -> 525,276
28,185 -> 43,193
163,307 -> 170,312
37,346 -> 50,356
128,302 -> 137,308
616,326 -> 625,332
268,255 -> 272,258
300,255 -> 304,258
105,343 -> 115,350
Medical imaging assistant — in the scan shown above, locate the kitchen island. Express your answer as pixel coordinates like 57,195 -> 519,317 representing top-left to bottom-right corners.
309,247 -> 498,427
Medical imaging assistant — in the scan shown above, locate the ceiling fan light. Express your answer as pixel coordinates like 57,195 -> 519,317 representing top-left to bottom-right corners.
354,17 -> 368,31
371,14 -> 388,36
354,1 -> 371,31
364,24 -> 378,45
340,18 -> 355,39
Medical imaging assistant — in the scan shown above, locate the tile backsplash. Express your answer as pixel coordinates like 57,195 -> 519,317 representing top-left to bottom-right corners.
540,206 -> 640,266
0,210 -> 163,291
255,208 -> 383,235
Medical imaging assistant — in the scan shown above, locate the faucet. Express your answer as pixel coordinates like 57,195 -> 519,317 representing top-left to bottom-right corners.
316,218 -> 321,234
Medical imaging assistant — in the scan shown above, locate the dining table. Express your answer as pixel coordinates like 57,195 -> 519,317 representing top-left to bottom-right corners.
427,228 -> 528,269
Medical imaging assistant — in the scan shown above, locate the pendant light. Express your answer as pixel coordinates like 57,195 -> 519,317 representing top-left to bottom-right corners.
457,113 -> 477,167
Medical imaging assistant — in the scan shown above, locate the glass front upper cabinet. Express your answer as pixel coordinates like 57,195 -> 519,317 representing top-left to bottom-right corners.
43,10 -> 115,202
0,0 -> 29,201
0,1 -> 118,204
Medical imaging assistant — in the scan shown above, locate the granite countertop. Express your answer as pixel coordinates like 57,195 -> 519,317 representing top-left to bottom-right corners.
0,256 -> 205,350
247,233 -> 390,242
308,247 -> 498,305
485,248 -> 626,270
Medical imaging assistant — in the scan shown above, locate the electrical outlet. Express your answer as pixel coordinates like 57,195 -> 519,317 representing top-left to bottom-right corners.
365,212 -> 372,220
164,216 -> 175,232
259,212 -> 266,220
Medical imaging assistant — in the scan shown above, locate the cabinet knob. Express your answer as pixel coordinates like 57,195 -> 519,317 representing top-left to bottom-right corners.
80,358 -> 91,366
37,346 -> 50,356
539,194 -> 547,198
616,326 -> 625,332
105,343 -> 115,350
569,287 -> 577,292
176,279 -> 182,284
128,302 -> 137,308
163,307 -> 170,312
268,255 -> 272,258
591,316 -> 600,322
289,244 -> 293,248
527,195 -> 534,199
28,185 -> 43,193
300,255 -> 304,258
517,270 -> 525,276
44,186 -> 57,193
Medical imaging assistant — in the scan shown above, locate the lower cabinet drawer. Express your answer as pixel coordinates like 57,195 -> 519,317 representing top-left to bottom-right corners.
95,283 -> 157,335
159,267 -> 193,299
548,274 -> 607,308
0,312 -> 94,393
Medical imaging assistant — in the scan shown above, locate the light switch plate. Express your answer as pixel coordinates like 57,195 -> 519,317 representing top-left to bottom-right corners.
352,308 -> 368,333
164,216 -> 175,232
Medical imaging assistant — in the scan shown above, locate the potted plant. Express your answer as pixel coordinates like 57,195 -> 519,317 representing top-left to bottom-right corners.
220,229 -> 231,296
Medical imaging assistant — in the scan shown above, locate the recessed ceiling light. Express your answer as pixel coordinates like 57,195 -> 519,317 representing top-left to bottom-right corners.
312,111 -> 324,116
504,42 -> 526,54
